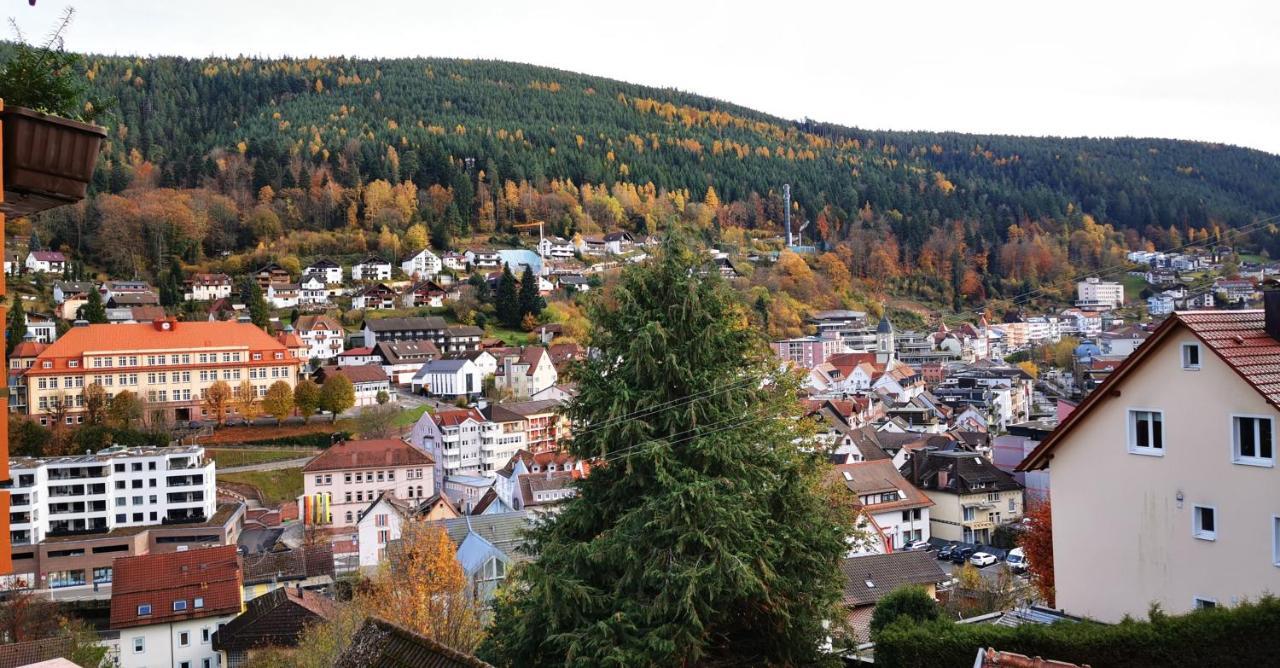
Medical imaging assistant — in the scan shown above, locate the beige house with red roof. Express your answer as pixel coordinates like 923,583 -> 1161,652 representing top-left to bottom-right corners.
494,347 -> 558,400
110,545 -> 243,668
1020,305 -> 1280,622
24,320 -> 302,425
302,439 -> 434,527
833,459 -> 934,555
294,314 -> 345,361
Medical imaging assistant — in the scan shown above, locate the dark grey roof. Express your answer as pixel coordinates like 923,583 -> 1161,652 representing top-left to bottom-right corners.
307,258 -> 340,269
336,617 -> 493,668
877,315 -> 894,334
421,358 -> 470,372
500,399 -> 562,416
376,340 -> 441,365
365,316 -> 448,332
901,450 -> 1023,494
212,586 -> 336,653
481,404 -> 526,423
432,511 -> 530,558
839,551 -> 947,607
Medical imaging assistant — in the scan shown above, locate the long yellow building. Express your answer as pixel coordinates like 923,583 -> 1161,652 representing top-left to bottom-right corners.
26,319 -> 304,425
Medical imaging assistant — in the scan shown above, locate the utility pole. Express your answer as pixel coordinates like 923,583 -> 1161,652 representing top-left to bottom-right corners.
783,184 -> 792,247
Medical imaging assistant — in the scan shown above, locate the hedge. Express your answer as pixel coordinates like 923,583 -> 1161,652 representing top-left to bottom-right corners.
236,431 -> 351,448
874,596 -> 1280,668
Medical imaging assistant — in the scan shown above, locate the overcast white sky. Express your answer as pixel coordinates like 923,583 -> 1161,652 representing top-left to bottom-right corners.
15,0 -> 1280,154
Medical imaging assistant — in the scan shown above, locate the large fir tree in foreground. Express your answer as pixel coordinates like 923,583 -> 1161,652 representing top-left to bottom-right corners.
480,235 -> 848,667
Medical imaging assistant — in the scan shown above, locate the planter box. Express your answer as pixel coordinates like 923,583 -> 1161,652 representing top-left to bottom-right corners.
1,105 -> 106,217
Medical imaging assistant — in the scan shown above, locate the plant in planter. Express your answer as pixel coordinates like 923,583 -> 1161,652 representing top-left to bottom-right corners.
0,8 -> 109,217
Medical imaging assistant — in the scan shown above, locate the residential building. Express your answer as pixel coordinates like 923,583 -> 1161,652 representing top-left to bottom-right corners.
52,280 -> 95,305
185,274 -> 233,302
294,315 -> 345,361
833,460 -> 934,555
298,273 -> 328,306
356,492 -> 416,569
400,279 -> 451,308
212,585 -> 336,668
464,249 -> 501,269
539,236 -> 576,259
7,337 -> 47,414
1148,292 -> 1176,316
400,248 -> 442,279
838,551 -> 947,643
493,450 -> 585,513
494,347 -> 558,400
412,407 -> 529,483
441,251 -> 468,272
24,320 -> 302,425
265,282 -> 299,309
375,340 -> 442,385
303,258 -> 343,285
1214,278 -> 1259,304
1076,277 -> 1125,310
901,449 -> 1023,544
427,511 -> 531,603
24,313 -> 57,344
351,256 -> 392,282
1018,305 -> 1280,622
410,358 -> 482,398
772,335 -> 845,368
314,365 -> 391,407
440,325 -> 484,353
336,347 -> 379,366
502,399 -> 568,453
362,316 -> 448,348
4,249 -> 22,275
25,250 -> 66,274
254,263 -> 291,289
110,545 -> 243,668
7,445 -> 216,546
351,282 -> 398,310
240,543 -> 335,601
301,439 -> 434,527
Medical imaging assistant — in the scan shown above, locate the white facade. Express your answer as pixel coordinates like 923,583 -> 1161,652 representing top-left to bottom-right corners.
24,316 -> 57,344
265,284 -> 299,309
25,251 -> 66,274
412,359 -> 483,398
1076,277 -> 1125,310
302,450 -> 432,528
400,249 -> 442,279
7,446 -> 216,547
409,407 -> 526,483
357,494 -> 407,569
351,260 -> 392,281
298,275 -> 329,306
304,261 -> 343,285
121,614 -> 234,668
539,237 -> 577,259
297,318 -> 345,361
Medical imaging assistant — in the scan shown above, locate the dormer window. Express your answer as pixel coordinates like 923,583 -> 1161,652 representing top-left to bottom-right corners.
173,600 -> 188,611
137,604 -> 152,616
1182,343 -> 1201,370
42,361 -> 52,369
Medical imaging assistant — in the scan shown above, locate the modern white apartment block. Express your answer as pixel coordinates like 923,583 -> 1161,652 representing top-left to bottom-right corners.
1076,277 -> 1125,310
7,445 -> 216,546
410,405 -> 529,487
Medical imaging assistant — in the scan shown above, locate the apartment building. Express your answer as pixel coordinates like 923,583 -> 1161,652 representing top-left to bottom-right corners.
494,347 -> 558,400
833,460 -> 934,554
400,248 -> 442,279
361,316 -> 482,353
1019,304 -> 1280,622
409,406 -> 528,487
24,319 -> 301,425
901,449 -> 1023,544
771,335 -> 845,368
185,274 -> 233,302
293,315 -> 345,361
502,399 -> 569,454
1076,277 -> 1125,310
301,439 -> 434,527
110,545 -> 244,668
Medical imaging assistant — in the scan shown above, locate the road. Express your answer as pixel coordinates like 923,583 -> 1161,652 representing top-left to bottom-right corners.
218,456 -> 315,473
939,558 -> 1027,587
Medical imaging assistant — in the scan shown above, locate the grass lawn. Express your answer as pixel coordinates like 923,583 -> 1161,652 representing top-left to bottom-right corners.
220,468 -> 303,507
205,448 -> 315,468
486,325 -> 534,346
1120,273 -> 1149,301
393,404 -> 432,427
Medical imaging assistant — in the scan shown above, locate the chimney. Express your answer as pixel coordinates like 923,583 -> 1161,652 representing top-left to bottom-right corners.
1266,288 -> 1280,341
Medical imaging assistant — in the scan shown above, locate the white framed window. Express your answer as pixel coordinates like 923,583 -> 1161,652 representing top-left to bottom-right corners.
195,597 -> 204,609
133,637 -> 144,653
1181,343 -> 1201,369
1193,597 -> 1217,610
1273,516 -> 1280,567
1127,409 -> 1164,455
1193,505 -> 1216,541
178,631 -> 190,646
137,604 -> 151,616
1231,415 -> 1274,466
173,599 -> 188,611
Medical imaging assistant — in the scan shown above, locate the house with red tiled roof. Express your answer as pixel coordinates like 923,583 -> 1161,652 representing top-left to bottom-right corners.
302,439 -> 434,527
294,314 -> 345,361
1019,304 -> 1280,623
25,250 -> 66,274
110,545 -> 243,668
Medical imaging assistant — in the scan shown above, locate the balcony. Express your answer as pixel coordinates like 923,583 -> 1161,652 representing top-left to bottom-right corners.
166,492 -> 205,504
166,474 -> 205,487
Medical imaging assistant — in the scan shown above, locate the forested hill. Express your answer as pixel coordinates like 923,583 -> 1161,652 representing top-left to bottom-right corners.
23,52 -> 1280,309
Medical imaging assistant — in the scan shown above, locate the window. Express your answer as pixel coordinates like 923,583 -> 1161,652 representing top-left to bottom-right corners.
178,631 -> 190,646
179,662 -> 190,668
203,659 -> 212,668
1194,597 -> 1217,610
201,627 -> 210,642
194,596 -> 204,609
1182,343 -> 1201,369
962,506 -> 976,522
1274,517 -> 1280,567
174,599 -> 188,611
1128,410 -> 1164,455
137,604 -> 152,616
1232,416 -> 1274,466
133,637 -> 145,653
345,511 -> 353,523
93,567 -> 112,583
1193,505 -> 1216,541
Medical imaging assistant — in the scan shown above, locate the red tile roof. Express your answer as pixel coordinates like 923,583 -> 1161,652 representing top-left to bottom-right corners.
110,545 -> 243,629
1020,310 -> 1280,471
318,364 -> 389,384
433,408 -> 486,427
303,438 -> 433,472
31,320 -> 293,372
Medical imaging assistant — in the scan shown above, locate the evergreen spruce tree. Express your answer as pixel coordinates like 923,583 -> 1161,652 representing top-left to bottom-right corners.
517,264 -> 544,320
495,264 -> 520,329
240,277 -> 270,329
480,235 -> 849,667
80,288 -> 108,324
6,297 -> 26,356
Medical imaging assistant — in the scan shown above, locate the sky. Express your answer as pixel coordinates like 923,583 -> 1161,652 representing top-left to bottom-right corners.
15,0 -> 1280,154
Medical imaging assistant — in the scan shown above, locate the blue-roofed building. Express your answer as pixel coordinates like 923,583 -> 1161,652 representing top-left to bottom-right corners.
496,249 -> 542,276
433,511 -> 531,603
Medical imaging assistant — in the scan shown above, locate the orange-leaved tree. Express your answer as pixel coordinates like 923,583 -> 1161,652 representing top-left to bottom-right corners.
370,522 -> 485,653
1018,498 -> 1054,606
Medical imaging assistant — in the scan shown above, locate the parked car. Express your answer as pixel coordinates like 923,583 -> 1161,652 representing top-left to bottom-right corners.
970,552 -> 998,568
1007,547 -> 1028,573
950,546 -> 977,564
937,543 -> 957,560
906,540 -> 933,552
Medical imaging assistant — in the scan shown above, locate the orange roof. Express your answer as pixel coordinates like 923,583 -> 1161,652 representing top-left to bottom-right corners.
110,545 -> 242,630
33,321 -> 290,366
433,408 -> 486,427
303,438 -> 433,472
10,341 -> 48,359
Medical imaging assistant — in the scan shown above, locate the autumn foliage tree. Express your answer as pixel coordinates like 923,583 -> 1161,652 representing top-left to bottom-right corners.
1019,498 -> 1055,606
204,380 -> 232,426
262,381 -> 294,424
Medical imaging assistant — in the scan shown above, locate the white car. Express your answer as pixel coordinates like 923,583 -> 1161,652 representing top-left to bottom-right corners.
969,552 -> 998,568
1006,547 -> 1028,573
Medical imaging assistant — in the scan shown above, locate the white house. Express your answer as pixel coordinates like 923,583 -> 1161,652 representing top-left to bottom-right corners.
539,236 -> 577,259
411,358 -> 483,398
25,250 -> 67,274
834,460 -> 933,555
110,545 -> 242,668
351,283 -> 399,310
316,365 -> 392,407
494,347 -> 559,400
185,273 -> 233,302
24,313 -> 57,344
465,249 -> 501,269
298,273 -> 329,306
294,315 -> 345,361
400,248 -> 442,279
441,251 -> 468,272
266,283 -> 299,309
410,405 -> 530,485
351,256 -> 393,282
301,438 -> 435,527
304,258 -> 343,285
357,493 -> 412,570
